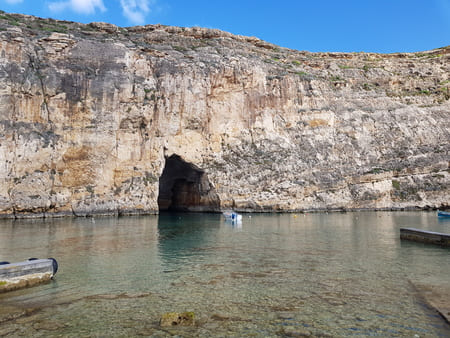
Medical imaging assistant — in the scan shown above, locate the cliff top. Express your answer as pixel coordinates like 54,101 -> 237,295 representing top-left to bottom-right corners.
1,11 -> 449,107
1,11 -> 448,59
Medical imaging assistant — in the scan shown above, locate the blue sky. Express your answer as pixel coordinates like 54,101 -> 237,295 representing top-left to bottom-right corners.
1,0 -> 449,53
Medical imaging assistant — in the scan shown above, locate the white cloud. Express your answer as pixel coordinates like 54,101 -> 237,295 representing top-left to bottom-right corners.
48,2 -> 69,12
4,0 -> 24,4
120,0 -> 152,25
48,0 -> 106,15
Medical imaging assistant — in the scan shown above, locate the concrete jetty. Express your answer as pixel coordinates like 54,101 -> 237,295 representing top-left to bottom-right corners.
400,228 -> 450,247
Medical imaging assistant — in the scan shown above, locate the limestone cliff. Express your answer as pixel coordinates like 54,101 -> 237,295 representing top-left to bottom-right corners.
0,13 -> 448,217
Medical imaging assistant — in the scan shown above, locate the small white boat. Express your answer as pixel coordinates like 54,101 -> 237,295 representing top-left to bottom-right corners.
0,258 -> 58,293
222,211 -> 243,222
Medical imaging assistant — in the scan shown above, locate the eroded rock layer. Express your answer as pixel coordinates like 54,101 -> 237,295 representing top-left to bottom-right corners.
0,13 -> 449,217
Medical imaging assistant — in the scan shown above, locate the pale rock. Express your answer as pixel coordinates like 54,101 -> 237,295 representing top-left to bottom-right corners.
0,14 -> 448,217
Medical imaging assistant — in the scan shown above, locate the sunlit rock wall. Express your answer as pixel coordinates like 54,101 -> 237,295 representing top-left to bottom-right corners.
0,14 -> 449,217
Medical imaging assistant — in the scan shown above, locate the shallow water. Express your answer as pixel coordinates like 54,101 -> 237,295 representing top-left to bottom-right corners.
0,211 -> 449,337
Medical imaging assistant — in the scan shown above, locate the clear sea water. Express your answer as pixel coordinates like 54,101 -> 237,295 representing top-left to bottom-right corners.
0,211 -> 449,337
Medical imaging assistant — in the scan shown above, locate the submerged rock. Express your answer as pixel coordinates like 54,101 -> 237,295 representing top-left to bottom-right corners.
279,326 -> 312,337
159,312 -> 195,327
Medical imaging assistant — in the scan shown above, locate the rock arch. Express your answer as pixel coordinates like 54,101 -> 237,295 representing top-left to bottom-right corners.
157,154 -> 220,212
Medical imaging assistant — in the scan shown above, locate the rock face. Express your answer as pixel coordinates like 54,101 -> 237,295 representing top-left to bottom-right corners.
0,13 -> 448,217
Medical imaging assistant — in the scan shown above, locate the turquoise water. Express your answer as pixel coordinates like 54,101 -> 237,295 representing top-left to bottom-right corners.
0,212 -> 449,337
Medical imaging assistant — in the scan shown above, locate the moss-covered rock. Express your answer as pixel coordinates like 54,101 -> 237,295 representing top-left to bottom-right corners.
159,312 -> 195,327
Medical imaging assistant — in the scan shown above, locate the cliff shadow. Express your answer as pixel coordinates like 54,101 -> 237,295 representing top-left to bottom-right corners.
157,154 -> 220,212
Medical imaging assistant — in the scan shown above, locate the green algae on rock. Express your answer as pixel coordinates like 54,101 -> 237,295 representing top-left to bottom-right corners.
160,312 -> 195,327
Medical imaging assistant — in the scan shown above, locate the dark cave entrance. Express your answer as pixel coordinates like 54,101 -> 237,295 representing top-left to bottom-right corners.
157,154 -> 220,212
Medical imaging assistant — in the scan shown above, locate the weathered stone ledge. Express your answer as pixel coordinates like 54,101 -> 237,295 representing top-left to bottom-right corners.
1,206 -> 444,219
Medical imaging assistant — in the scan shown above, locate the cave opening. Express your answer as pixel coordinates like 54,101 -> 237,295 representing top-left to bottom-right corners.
157,154 -> 220,212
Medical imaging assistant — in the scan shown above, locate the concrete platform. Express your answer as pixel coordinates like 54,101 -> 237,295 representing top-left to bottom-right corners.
400,228 -> 450,247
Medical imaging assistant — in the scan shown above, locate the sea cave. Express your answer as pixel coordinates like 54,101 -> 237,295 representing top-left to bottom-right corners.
157,154 -> 220,212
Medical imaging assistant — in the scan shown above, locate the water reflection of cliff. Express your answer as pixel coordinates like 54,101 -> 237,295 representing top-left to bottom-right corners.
0,217 -> 161,259
157,212 -> 222,266
0,216 -> 162,295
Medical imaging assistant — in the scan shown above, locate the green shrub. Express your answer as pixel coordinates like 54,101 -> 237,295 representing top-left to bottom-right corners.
392,180 -> 400,190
